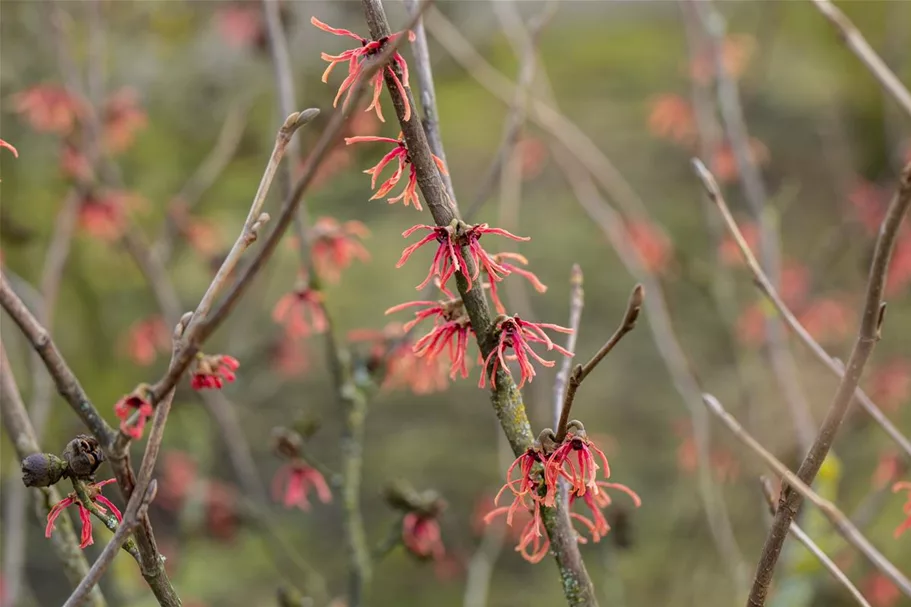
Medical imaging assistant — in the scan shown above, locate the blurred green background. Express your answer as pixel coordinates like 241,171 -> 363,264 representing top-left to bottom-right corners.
1,1 -> 910,606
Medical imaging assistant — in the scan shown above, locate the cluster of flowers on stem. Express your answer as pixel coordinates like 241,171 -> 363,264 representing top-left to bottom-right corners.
484,421 -> 640,563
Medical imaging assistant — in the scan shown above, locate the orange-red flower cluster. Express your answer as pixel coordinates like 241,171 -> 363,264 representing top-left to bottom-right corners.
485,422 -> 640,563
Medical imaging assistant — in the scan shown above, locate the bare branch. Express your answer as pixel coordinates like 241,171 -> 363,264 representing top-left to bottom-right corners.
692,158 -> 911,461
0,275 -> 116,445
810,0 -> 911,118
703,393 -> 911,597
758,478 -> 872,607
553,265 -> 585,428
556,284 -> 643,443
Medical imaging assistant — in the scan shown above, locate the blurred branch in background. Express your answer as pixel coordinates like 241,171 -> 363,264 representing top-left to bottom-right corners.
693,158 -> 911,461
702,393 -> 911,597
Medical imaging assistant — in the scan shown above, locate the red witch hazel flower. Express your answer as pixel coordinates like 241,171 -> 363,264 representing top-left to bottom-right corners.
13,84 -> 85,135
121,315 -> 170,366
346,133 -> 447,211
386,297 -> 474,380
349,323 -> 451,394
403,511 -> 446,562
310,217 -> 371,283
485,422 -> 640,563
46,478 -> 121,549
271,427 -> 332,511
272,285 -> 328,338
893,481 -> 911,538
481,315 -> 573,389
397,221 -> 530,294
190,353 -> 240,390
272,460 -> 332,511
114,385 -> 154,439
312,16 -> 415,122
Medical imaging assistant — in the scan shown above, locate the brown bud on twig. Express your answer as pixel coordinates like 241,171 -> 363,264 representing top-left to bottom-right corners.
21,453 -> 68,487
271,427 -> 304,460
383,479 -> 446,517
62,434 -> 105,480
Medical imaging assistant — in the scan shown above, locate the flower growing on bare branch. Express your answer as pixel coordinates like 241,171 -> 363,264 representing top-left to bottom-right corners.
893,481 -> 911,538
481,315 -> 572,389
45,478 -> 121,549
190,353 -> 240,390
346,134 -> 447,211
12,84 -> 85,135
311,17 -> 415,122
114,386 -> 155,439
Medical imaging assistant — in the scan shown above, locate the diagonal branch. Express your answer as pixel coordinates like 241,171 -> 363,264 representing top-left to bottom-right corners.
692,158 -> 911,461
810,0 -> 911,118
702,158 -> 911,606
556,284 -> 643,443
703,393 -> 911,597
757,478 -> 872,607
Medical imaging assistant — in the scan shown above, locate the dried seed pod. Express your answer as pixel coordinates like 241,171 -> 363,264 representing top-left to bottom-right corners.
21,453 -> 68,487
62,434 -> 105,480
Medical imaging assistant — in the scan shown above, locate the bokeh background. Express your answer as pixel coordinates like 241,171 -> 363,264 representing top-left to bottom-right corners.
1,1 -> 910,606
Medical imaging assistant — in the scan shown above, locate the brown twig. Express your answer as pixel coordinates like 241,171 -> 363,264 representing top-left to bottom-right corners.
757,478 -> 872,607
551,147 -> 748,592
692,158 -> 911,461
0,274 -> 116,444
402,0 -> 455,201
810,0 -> 911,118
702,393 -> 911,597
143,21 -> 417,412
0,344 -> 107,607
735,158 -> 911,606
556,285 -> 643,443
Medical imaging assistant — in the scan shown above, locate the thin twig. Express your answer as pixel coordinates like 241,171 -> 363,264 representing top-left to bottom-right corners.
0,275 -> 116,444
702,393 -> 911,597
758,478 -> 872,607
551,147 -> 748,592
553,265 -> 585,429
0,344 -> 107,607
810,0 -> 911,118
403,0 -> 455,201
556,284 -> 643,443
144,19 -> 419,412
692,158 -> 911,461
